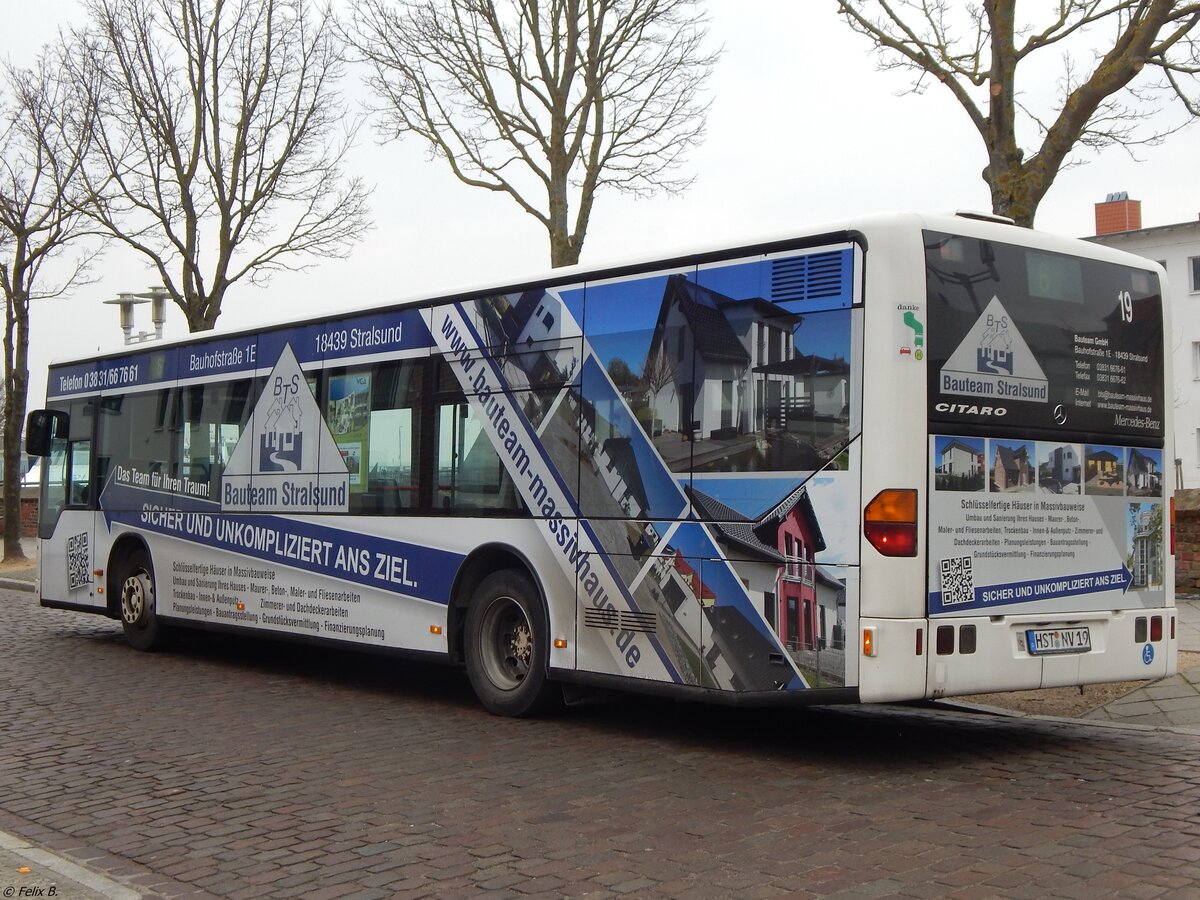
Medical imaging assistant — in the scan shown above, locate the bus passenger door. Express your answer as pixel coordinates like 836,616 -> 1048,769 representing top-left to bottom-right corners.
38,424 -> 104,610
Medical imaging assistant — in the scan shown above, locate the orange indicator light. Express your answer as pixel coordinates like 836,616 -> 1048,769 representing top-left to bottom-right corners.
862,627 -> 877,657
554,638 -> 568,649
236,602 -> 245,611
430,625 -> 443,635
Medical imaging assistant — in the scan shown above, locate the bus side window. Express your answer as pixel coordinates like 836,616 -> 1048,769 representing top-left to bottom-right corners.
68,440 -> 92,505
176,378 -> 259,501
38,399 -> 94,536
326,360 -> 423,515
96,389 -> 173,509
433,361 -> 523,513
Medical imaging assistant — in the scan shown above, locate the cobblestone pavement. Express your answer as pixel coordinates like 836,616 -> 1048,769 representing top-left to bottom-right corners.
2,589 -> 1200,899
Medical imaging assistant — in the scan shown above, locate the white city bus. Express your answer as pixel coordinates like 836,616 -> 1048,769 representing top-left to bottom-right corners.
25,212 -> 1177,715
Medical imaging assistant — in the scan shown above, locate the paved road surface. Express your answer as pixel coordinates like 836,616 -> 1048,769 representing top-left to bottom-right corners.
2,589 -> 1199,899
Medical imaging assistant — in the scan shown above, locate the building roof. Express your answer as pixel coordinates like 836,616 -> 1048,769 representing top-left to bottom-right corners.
940,439 -> 981,459
756,483 -> 827,553
815,565 -> 845,591
687,481 -> 827,562
686,487 -> 784,563
671,552 -> 717,602
644,273 -> 820,376
994,444 -> 1028,472
1087,218 -> 1200,244
717,296 -> 802,327
672,277 -> 750,363
645,275 -> 750,371
1128,447 -> 1158,473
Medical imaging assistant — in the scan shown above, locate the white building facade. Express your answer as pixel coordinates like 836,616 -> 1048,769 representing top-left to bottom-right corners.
1088,196 -> 1200,489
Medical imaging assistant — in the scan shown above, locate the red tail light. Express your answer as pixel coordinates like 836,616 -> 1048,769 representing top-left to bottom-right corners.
864,489 -> 918,557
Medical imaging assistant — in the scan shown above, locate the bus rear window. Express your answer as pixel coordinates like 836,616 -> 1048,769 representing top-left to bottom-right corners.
924,230 -> 1164,441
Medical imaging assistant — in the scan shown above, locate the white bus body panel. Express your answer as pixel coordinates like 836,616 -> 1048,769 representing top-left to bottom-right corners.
854,217 -> 930,702
38,511 -> 105,611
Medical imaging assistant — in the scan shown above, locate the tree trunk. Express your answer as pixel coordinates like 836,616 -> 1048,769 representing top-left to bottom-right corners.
547,159 -> 581,268
3,291 -> 30,562
550,230 -> 581,268
2,418 -> 27,562
985,156 -> 1044,228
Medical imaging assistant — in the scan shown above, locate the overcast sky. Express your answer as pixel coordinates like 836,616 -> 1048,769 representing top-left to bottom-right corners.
5,1 -> 1199,407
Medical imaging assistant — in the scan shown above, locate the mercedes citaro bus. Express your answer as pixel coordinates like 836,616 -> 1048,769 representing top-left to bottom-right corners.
26,212 -> 1176,716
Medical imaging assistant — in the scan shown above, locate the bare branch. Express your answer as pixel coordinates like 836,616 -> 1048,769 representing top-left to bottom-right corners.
343,0 -> 717,267
0,44 -> 103,560
75,0 -> 372,331
835,0 -> 1200,225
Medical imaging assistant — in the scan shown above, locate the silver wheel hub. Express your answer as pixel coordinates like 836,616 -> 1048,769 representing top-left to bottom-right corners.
509,624 -> 532,665
121,571 -> 152,625
481,595 -> 534,690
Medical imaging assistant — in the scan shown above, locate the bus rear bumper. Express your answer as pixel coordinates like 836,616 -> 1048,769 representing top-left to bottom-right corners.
924,606 -> 1177,699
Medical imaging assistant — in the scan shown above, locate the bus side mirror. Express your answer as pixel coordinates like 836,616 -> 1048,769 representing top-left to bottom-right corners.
25,409 -> 68,457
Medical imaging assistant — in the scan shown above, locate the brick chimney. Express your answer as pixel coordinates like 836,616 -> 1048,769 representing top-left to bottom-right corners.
1094,192 -> 1142,235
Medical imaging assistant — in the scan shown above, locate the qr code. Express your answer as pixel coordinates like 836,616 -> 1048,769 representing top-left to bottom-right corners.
939,556 -> 974,606
67,532 -> 90,591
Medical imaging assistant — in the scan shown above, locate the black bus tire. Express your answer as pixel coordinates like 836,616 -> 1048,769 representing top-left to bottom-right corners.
464,569 -> 559,717
117,548 -> 169,652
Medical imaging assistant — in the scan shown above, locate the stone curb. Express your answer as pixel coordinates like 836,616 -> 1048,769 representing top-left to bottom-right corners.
932,696 -> 1200,735
0,830 -> 143,900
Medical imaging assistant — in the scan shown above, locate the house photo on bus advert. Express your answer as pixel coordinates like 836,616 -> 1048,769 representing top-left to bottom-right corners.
923,231 -> 1166,619
436,242 -> 863,693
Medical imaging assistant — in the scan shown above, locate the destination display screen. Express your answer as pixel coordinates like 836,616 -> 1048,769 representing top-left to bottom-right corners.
924,231 -> 1164,441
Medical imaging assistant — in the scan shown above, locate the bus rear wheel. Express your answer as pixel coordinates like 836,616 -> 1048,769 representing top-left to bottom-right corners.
464,570 -> 559,717
117,548 -> 169,652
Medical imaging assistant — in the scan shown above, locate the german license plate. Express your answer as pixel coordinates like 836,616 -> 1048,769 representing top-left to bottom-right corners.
1026,627 -> 1092,656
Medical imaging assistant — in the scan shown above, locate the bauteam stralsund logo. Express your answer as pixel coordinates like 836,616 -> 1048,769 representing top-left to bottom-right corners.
976,312 -> 1013,375
259,373 -> 305,472
940,296 -> 1048,404
222,344 -> 349,512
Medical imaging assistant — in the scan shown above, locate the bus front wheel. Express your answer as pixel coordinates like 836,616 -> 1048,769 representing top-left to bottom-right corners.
464,570 -> 559,717
117,548 -> 169,652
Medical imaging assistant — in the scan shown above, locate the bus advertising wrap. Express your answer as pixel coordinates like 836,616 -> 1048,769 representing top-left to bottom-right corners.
925,232 -> 1167,622
65,242 -> 864,694
928,434 -> 1165,619
34,214 -> 1173,710
47,308 -> 432,400
433,296 -> 811,691
924,231 -> 1164,439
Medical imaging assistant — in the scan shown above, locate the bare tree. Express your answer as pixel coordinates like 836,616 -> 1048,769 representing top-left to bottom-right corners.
80,0 -> 371,332
344,0 -> 717,268
642,346 -> 677,420
835,1 -> 1200,226
0,49 -> 102,562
